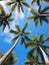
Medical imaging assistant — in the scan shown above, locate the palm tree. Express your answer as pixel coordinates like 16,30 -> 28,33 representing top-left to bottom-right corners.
27,6 -> 49,26
0,52 -> 17,65
25,34 -> 49,65
24,52 -> 44,65
6,0 -> 30,12
31,0 -> 49,6
0,22 -> 30,65
0,5 -> 14,31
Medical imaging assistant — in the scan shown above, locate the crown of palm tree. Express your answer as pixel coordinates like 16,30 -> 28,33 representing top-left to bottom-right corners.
6,0 -> 30,12
0,52 -> 17,65
0,5 -> 14,31
27,5 -> 49,26
10,22 -> 30,46
25,34 -> 49,64
24,52 -> 44,65
31,0 -> 49,6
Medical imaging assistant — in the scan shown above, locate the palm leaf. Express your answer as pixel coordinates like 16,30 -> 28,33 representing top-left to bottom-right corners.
30,9 -> 37,15
34,17 -> 38,26
15,25 -> 20,32
17,3 -> 21,12
6,13 -> 12,18
0,5 -> 6,15
27,16 -> 35,20
24,35 -> 31,41
21,37 -> 25,45
43,38 -> 49,42
10,29 -> 19,34
39,34 -> 44,43
37,0 -> 40,5
22,22 -> 28,32
40,19 -> 43,26
41,6 -> 49,13
42,17 -> 49,23
38,5 -> 41,13
25,31 -> 31,34
8,18 -> 14,21
24,62 -> 31,65
20,4 -> 24,12
31,0 -> 36,5
6,2 -> 14,5
11,3 -> 17,11
12,36 -> 19,42
22,2 -> 30,8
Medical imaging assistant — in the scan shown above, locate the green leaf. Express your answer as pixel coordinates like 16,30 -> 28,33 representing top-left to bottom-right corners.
42,17 -> 48,23
24,62 -> 31,65
0,5 -> 6,15
27,16 -> 35,20
40,19 -> 43,26
30,9 -> 37,15
12,36 -> 19,42
15,25 -> 20,32
11,4 -> 17,11
6,2 -> 14,5
18,4 -> 20,12
44,38 -> 49,42
34,17 -> 38,27
38,5 -> 41,13
24,35 -> 31,41
31,0 -> 36,5
22,2 -> 30,8
41,6 -> 49,13
10,30 -> 18,34
39,34 -> 44,43
21,37 -> 25,45
25,31 -> 31,34
37,0 -> 40,5
6,13 -> 12,18
20,4 -> 24,12
22,22 -> 28,32
8,18 -> 14,21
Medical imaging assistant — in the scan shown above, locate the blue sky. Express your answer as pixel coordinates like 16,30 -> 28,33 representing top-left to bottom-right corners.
0,1 -> 49,65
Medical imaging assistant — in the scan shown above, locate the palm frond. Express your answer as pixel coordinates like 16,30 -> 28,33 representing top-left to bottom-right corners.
0,5 -> 6,15
22,2 -> 30,8
12,36 -> 19,42
27,16 -> 35,20
15,25 -> 20,32
11,4 -> 17,11
22,22 -> 28,32
43,38 -> 49,42
41,6 -> 49,13
10,29 -> 19,34
6,2 -> 14,5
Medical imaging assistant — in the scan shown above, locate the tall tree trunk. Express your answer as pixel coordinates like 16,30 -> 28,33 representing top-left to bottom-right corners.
0,37 -> 19,65
39,46 -> 49,65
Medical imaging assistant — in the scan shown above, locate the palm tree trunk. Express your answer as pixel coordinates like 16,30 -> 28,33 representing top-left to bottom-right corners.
39,46 -> 49,65
0,37 -> 20,65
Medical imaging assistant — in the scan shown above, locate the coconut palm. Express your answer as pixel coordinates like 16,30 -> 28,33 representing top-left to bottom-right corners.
24,52 -> 44,65
0,5 -> 14,31
0,52 -> 17,65
0,22 -> 30,65
31,0 -> 49,6
6,0 -> 30,12
27,6 -> 49,26
25,34 -> 49,65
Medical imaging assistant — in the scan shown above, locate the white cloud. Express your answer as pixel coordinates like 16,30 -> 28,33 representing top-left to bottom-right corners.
4,37 -> 12,44
15,6 -> 25,20
4,25 -> 10,34
0,1 -> 10,13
